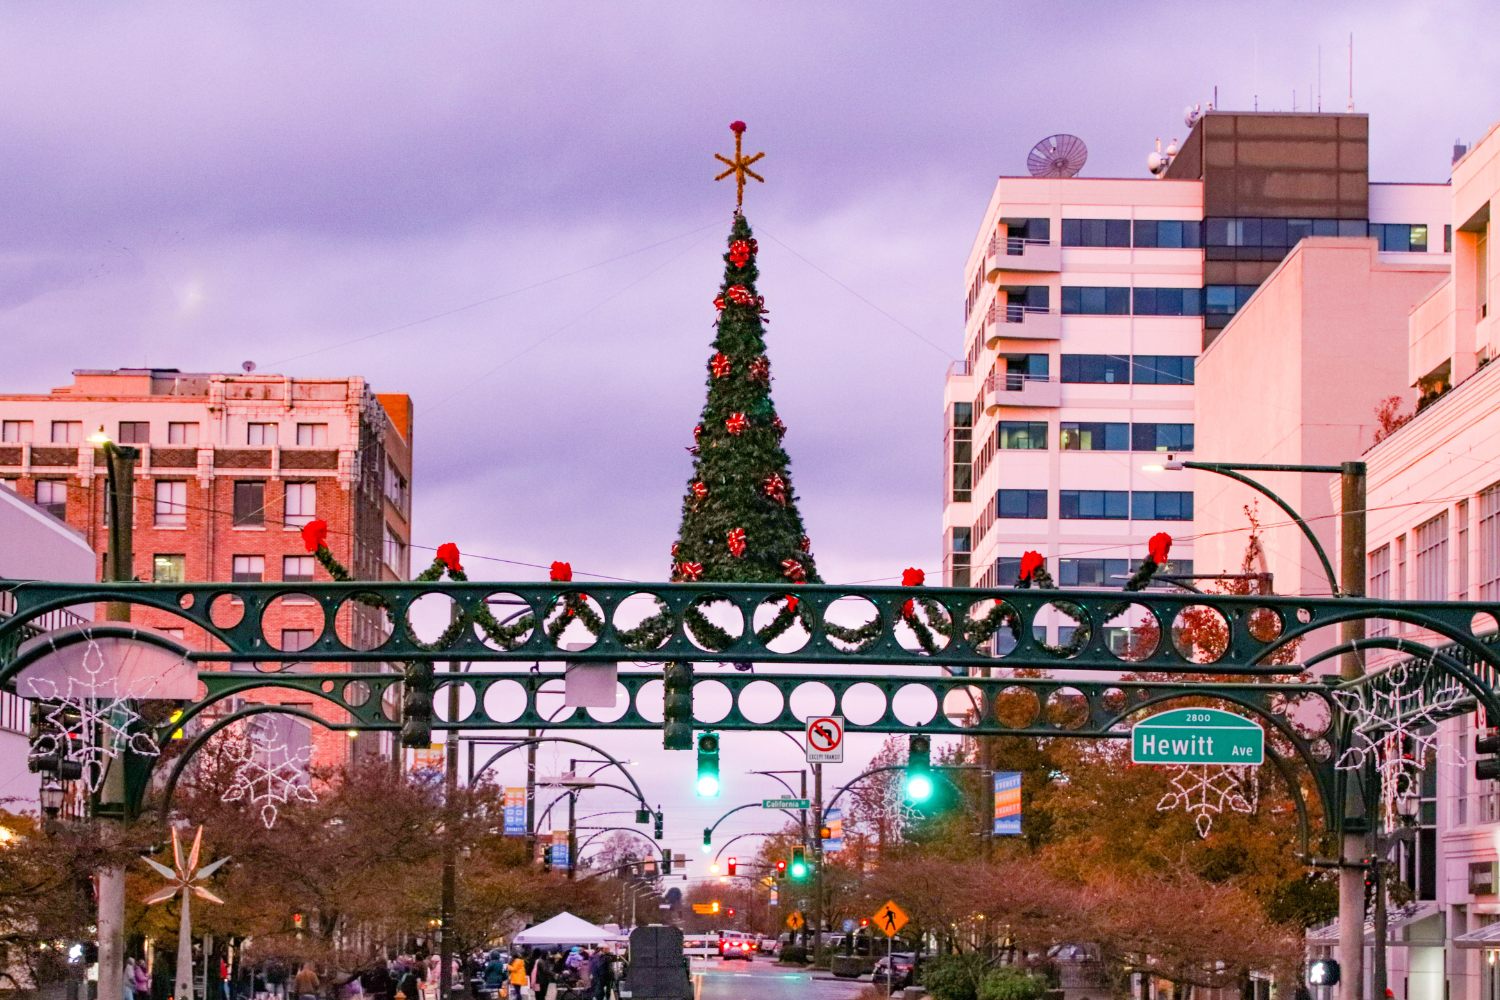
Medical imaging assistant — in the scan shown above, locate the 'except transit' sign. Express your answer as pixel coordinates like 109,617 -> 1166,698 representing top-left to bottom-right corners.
1130,708 -> 1264,765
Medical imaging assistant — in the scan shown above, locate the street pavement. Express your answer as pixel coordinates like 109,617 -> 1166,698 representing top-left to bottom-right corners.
691,956 -> 871,1000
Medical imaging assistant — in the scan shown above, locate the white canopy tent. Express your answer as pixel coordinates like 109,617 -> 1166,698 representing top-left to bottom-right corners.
512,912 -> 616,948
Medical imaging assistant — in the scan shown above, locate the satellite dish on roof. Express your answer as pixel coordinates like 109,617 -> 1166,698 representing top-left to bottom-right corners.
1026,134 -> 1088,178
241,360 -> 256,373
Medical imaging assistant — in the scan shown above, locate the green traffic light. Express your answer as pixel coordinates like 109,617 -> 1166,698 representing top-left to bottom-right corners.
696,773 -> 721,798
905,772 -> 934,802
790,859 -> 808,879
696,731 -> 721,798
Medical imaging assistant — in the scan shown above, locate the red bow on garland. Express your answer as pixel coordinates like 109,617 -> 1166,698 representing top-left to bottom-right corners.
901,567 -> 925,587
1148,532 -> 1173,564
725,413 -> 749,435
436,543 -> 463,573
1019,551 -> 1045,583
784,594 -> 799,613
301,519 -> 329,553
691,481 -> 709,500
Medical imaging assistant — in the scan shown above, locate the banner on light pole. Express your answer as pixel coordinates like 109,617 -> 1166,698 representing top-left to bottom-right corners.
503,787 -> 527,836
993,772 -> 1022,836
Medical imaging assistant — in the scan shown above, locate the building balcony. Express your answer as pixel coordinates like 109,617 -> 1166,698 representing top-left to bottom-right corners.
986,237 -> 1062,277
985,304 -> 1062,347
983,373 -> 1061,412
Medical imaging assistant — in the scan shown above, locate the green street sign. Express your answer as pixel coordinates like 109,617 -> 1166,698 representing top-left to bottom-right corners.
1131,708 -> 1264,765
763,798 -> 812,810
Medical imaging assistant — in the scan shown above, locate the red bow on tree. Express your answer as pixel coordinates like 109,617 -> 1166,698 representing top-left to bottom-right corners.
748,356 -> 770,382
725,284 -> 755,306
728,239 -> 757,268
713,294 -> 726,311
550,561 -> 573,583
799,535 -> 812,554
678,561 -> 704,582
725,412 -> 749,435
710,353 -> 732,379
670,543 -> 680,558
1148,532 -> 1173,564
781,559 -> 806,583
763,473 -> 787,505
726,527 -> 747,558
901,567 -> 925,587
691,481 -> 709,500
771,416 -> 786,438
436,543 -> 463,573
301,519 -> 329,553
1019,551 -> 1045,582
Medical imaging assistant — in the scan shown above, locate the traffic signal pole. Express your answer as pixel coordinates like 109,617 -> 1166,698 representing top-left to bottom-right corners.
1338,462 -> 1368,1000
813,762 -> 824,968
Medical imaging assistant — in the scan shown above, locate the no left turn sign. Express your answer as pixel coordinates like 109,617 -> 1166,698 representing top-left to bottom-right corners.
805,716 -> 845,763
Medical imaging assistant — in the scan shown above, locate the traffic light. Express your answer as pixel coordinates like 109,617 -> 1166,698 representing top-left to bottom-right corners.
702,828 -> 713,854
789,846 -> 809,881
726,856 -> 738,877
774,859 -> 787,880
696,732 -> 721,798
711,901 -> 721,915
636,806 -> 652,824
1307,959 -> 1341,987
726,907 -> 735,918
859,918 -> 870,929
662,848 -> 674,875
654,810 -> 665,840
905,734 -> 933,802
663,662 -> 694,750
541,848 -> 552,874
401,661 -> 435,748
1477,731 -> 1500,781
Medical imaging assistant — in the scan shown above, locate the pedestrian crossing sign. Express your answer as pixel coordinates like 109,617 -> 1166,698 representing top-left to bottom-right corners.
873,900 -> 909,937
786,911 -> 805,931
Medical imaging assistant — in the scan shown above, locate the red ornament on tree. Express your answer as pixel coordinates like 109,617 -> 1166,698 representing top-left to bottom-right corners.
1148,532 -> 1173,564
725,412 -> 749,435
763,473 -> 787,505
301,519 -> 329,553
671,543 -> 680,558
748,355 -> 770,381
726,527 -> 747,558
710,352 -> 732,378
436,543 -> 463,573
725,284 -> 755,306
678,561 -> 704,582
550,561 -> 573,583
690,481 -> 709,500
693,424 -> 703,441
1019,551 -> 1045,583
781,559 -> 807,583
799,535 -> 811,553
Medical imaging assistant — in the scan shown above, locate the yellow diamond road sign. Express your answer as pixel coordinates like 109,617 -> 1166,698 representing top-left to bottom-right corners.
873,900 -> 909,937
786,910 -> 805,931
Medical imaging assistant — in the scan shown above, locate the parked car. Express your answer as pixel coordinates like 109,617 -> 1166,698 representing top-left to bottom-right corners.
756,935 -> 777,954
872,952 -> 916,990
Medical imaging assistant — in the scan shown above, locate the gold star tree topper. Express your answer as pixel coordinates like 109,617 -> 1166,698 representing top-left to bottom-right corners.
714,121 -> 764,209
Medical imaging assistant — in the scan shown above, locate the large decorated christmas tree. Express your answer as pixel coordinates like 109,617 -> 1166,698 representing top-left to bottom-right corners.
669,123 -> 819,588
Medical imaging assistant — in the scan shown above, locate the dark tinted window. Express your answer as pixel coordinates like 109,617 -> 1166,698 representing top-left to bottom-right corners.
1061,355 -> 1130,383
1132,423 -> 1195,452
1132,491 -> 1194,520
1061,286 -> 1130,315
1062,219 -> 1131,248
999,422 -> 1047,449
1059,422 -> 1128,451
1133,220 -> 1202,249
1133,288 -> 1203,316
1059,558 -> 1130,588
1059,490 -> 1128,519
232,481 -> 265,526
1132,356 -> 1195,385
997,489 -> 1047,519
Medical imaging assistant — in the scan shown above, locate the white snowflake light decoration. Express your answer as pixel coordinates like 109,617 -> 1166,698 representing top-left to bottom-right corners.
1157,764 -> 1259,838
1332,656 -> 1461,821
23,635 -> 161,790
222,720 -> 317,828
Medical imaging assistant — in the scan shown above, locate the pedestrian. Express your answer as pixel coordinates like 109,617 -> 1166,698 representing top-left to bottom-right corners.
361,960 -> 392,1000
125,958 -> 138,1000
481,950 -> 506,998
294,964 -> 320,1000
587,949 -> 611,1000
506,953 -> 527,1000
532,951 -> 554,1000
133,958 -> 151,1000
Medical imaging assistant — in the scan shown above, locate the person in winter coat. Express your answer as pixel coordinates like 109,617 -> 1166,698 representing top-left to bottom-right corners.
506,954 -> 527,1000
293,965 -> 320,1000
587,949 -> 612,1000
132,959 -> 151,999
125,958 -> 138,1000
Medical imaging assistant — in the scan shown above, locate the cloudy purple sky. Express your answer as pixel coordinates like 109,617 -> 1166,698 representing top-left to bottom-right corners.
4,2 -> 1497,869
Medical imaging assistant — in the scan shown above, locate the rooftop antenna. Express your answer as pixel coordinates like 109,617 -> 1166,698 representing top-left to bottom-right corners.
241,361 -> 256,374
1026,134 -> 1088,178
1347,33 -> 1355,112
1318,46 -> 1323,111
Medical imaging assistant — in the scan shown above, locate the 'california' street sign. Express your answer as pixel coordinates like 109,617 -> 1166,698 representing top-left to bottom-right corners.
1131,708 -> 1264,765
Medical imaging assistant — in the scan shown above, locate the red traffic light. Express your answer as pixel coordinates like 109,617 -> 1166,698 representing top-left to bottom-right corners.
774,859 -> 787,873
727,907 -> 736,917
727,857 -> 738,876
859,918 -> 869,927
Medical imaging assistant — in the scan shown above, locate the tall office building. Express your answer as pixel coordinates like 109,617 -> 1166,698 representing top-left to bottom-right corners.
943,112 -> 1450,625
0,368 -> 414,766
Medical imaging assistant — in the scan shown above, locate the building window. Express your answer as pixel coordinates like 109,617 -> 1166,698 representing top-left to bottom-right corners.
50,421 -> 82,444
35,479 -> 67,520
1413,512 -> 1449,601
247,422 -> 278,446
1444,225 -> 1453,254
946,527 -> 972,589
384,460 -> 409,512
1132,288 -> 1204,316
1132,423 -> 1195,452
998,422 -> 1047,450
949,402 -> 973,504
1478,485 -> 1500,600
1060,490 -> 1128,520
1061,354 -> 1130,383
1,689 -> 30,735
1061,287 -> 1130,316
1132,356 -> 1196,385
1205,284 -> 1258,316
996,489 -> 1047,519
1132,491 -> 1194,521
1458,500 -> 1470,600
284,482 -> 316,528
295,423 -> 329,446
231,555 -> 265,582
1,420 -> 33,443
383,526 -> 406,569
1059,558 -> 1130,588
153,481 -> 187,527
232,481 -> 265,526
1060,422 -> 1128,451
1061,219 -> 1131,248
1370,223 -> 1429,253
283,555 -> 316,583
1369,545 -> 1391,637
1396,535 -> 1408,602
281,629 -> 316,653
117,422 -> 149,445
1132,220 -> 1202,249
167,422 -> 199,446
998,354 -> 1049,388
153,554 -> 186,583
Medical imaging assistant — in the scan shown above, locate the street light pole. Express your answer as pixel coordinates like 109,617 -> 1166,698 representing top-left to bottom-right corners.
439,628 -> 463,1000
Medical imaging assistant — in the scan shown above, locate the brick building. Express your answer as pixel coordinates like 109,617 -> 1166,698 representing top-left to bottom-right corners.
0,369 -> 414,767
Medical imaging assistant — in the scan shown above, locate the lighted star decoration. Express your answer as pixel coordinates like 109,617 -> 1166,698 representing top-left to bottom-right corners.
23,634 -> 161,791
1332,655 -> 1461,822
143,825 -> 229,907
222,720 -> 317,828
714,121 -> 764,209
1157,765 -> 1259,838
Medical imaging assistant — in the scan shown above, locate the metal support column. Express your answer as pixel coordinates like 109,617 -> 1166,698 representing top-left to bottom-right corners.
1339,461 -> 1369,1000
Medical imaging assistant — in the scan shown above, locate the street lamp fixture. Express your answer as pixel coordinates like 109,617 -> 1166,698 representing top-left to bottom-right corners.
87,426 -> 112,447
39,776 -> 65,823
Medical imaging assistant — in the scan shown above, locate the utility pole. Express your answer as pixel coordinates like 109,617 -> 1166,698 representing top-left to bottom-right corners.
438,639 -> 462,1000
1338,461 -> 1369,1000
812,762 -> 824,968
94,430 -> 137,1000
